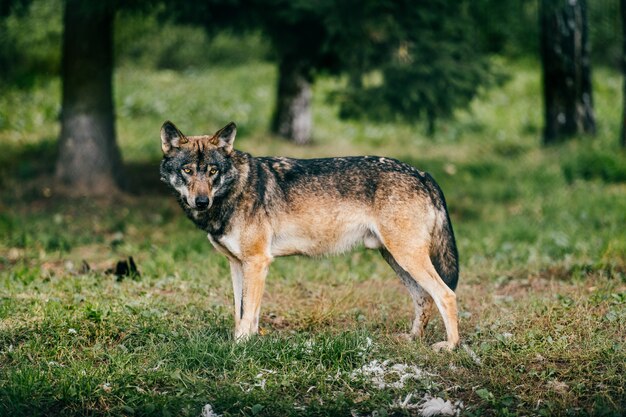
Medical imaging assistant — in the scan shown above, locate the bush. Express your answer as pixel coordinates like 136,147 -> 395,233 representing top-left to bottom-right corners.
562,149 -> 626,183
329,0 -> 503,133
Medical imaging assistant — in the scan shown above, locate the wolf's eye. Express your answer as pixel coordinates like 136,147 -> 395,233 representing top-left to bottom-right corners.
209,167 -> 218,175
182,168 -> 192,174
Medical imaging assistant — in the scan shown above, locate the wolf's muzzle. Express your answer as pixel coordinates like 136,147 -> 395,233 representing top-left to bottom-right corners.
195,195 -> 210,210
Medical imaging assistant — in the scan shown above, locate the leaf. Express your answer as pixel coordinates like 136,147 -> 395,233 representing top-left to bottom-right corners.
476,388 -> 494,402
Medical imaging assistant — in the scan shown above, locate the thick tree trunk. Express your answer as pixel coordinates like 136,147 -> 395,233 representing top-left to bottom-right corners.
56,0 -> 123,195
622,0 -> 626,148
540,0 -> 595,144
271,58 -> 312,145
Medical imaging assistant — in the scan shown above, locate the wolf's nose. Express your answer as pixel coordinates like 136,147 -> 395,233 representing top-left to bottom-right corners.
195,196 -> 209,210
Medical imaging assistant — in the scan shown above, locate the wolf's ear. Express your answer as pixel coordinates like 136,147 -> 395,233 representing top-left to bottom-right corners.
211,122 -> 237,153
161,121 -> 188,154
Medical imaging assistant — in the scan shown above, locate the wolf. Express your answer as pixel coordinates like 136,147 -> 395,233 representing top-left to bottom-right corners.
160,121 -> 460,351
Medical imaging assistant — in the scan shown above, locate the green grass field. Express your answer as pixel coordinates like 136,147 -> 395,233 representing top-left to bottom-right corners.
0,59 -> 625,416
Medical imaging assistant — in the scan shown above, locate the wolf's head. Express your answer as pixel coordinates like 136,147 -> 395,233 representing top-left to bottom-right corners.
160,121 -> 239,211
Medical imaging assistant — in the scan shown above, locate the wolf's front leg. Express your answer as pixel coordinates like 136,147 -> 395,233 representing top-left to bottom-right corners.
234,256 -> 271,341
229,260 -> 244,329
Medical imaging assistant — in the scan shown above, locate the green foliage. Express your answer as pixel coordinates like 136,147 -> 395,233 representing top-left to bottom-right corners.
249,0 -> 342,74
589,0 -> 622,68
115,9 -> 270,70
329,0 -> 501,131
0,0 -> 62,87
466,0 -> 621,69
0,0 -> 268,85
562,146 -> 626,183
468,0 -> 539,56
0,0 -> 32,18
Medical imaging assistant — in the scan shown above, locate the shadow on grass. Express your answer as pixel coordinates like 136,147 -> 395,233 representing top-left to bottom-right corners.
123,160 -> 170,195
0,139 -> 170,197
0,139 -> 57,189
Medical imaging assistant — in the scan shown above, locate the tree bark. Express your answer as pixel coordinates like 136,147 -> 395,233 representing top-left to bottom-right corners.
56,0 -> 123,195
540,0 -> 595,144
622,0 -> 626,148
271,58 -> 312,145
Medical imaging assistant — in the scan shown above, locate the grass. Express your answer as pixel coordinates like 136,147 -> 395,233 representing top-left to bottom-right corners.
0,58 -> 625,416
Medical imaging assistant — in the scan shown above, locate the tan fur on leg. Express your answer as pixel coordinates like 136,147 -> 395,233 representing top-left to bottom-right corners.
235,256 -> 271,341
229,260 -> 243,329
380,248 -> 434,339
382,246 -> 459,350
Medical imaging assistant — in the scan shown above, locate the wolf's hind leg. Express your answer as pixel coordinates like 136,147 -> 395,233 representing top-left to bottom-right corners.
381,246 -> 459,351
380,248 -> 434,338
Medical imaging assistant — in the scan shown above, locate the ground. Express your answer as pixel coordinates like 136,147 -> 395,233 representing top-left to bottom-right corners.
0,60 -> 625,416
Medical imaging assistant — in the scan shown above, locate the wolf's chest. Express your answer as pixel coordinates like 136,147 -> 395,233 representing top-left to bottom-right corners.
207,230 -> 242,260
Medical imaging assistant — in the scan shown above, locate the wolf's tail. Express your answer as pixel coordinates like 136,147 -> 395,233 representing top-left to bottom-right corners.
425,176 -> 459,291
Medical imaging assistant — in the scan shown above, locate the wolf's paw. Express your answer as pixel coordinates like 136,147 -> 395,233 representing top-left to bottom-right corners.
234,332 -> 250,343
234,328 -> 256,342
431,341 -> 456,352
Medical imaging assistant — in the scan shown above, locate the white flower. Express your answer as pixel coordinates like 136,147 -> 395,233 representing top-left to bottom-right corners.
201,404 -> 222,417
420,396 -> 461,417
392,393 -> 462,416
351,359 -> 431,389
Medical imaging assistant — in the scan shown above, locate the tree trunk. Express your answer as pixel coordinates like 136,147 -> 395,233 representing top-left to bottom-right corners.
56,0 -> 123,195
622,0 -> 626,148
540,0 -> 595,144
271,58 -> 312,145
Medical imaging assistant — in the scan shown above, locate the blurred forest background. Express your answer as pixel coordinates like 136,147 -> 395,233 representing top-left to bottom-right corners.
0,1 -> 625,416
1,0 -> 625,195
